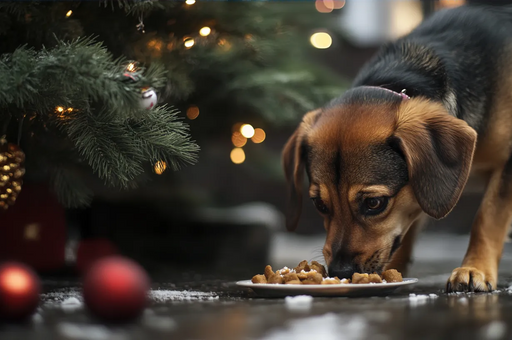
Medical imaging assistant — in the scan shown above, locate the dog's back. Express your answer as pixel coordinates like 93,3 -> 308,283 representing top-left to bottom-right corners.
353,4 -> 512,135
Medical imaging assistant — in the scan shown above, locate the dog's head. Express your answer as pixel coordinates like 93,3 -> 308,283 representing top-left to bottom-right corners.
283,87 -> 477,277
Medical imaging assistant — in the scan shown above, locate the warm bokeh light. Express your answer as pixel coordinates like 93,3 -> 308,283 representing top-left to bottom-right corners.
310,32 -> 332,49
154,161 -> 167,175
315,0 -> 333,13
230,148 -> 245,164
56,107 -> 64,113
240,124 -> 255,138
333,0 -> 346,9
218,38 -> 231,51
66,10 -> 73,17
126,63 -> 136,72
232,132 -> 247,147
199,26 -> 211,37
185,0 -> 195,5
251,128 -> 266,144
437,0 -> 465,9
1,268 -> 31,294
184,38 -> 195,49
186,106 -> 200,120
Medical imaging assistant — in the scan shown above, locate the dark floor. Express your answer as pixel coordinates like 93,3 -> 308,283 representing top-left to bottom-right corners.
1,232 -> 512,340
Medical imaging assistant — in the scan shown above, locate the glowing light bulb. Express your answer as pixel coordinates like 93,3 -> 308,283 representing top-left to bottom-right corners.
66,10 -> 73,18
126,63 -> 136,72
154,161 -> 167,175
186,106 -> 200,120
310,32 -> 332,49
184,38 -> 195,49
56,107 -> 64,113
240,124 -> 255,138
185,0 -> 195,5
251,128 -> 266,144
199,27 -> 211,36
230,148 -> 246,164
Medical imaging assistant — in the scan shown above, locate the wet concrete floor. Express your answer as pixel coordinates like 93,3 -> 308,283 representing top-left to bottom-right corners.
1,232 -> 512,340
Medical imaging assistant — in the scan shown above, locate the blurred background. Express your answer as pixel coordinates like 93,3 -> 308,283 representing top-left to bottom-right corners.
0,0 -> 503,281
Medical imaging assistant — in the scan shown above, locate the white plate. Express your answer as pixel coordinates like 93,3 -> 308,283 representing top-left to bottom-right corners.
236,278 -> 418,298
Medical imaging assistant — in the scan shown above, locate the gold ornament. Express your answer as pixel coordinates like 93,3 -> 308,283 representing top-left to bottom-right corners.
0,138 -> 25,211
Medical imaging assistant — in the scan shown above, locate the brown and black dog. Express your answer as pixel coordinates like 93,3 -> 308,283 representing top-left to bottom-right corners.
283,4 -> 512,293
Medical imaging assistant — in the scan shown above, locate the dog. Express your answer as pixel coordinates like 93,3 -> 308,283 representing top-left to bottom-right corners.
282,4 -> 512,293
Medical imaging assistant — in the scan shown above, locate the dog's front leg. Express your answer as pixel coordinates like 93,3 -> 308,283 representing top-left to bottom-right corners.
447,167 -> 512,292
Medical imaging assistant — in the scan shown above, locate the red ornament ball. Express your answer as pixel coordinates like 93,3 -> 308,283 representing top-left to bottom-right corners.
83,256 -> 150,322
0,262 -> 41,320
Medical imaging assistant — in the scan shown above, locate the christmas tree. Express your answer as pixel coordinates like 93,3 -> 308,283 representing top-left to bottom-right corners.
0,1 -> 343,211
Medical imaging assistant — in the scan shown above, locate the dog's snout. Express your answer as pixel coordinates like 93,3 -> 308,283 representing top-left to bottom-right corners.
327,263 -> 359,280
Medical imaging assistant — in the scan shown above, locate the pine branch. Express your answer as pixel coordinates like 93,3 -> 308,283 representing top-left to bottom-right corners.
0,36 -> 199,207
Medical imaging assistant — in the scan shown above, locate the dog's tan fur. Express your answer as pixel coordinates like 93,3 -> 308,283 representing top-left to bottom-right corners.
283,97 -> 489,289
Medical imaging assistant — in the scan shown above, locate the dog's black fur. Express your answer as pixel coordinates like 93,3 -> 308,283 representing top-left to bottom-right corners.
352,4 -> 512,137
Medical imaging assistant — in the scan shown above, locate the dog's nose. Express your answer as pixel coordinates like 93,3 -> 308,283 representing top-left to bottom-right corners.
327,263 -> 359,280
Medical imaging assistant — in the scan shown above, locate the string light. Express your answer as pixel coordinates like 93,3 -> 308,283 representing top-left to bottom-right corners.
56,107 -> 64,113
185,0 -> 196,5
66,10 -> 73,18
310,32 -> 332,49
240,124 -> 255,138
154,161 -> 167,175
126,63 -> 136,72
232,132 -> 247,147
199,27 -> 211,37
186,106 -> 200,120
251,128 -> 266,144
230,148 -> 245,164
184,38 -> 195,49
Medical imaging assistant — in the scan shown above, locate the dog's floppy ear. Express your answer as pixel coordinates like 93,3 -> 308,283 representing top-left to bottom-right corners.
282,110 -> 320,231
393,98 -> 477,219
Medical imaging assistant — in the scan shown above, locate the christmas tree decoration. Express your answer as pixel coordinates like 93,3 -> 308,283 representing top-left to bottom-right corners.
0,138 -> 25,211
83,256 -> 150,322
140,87 -> 158,110
0,262 -> 41,321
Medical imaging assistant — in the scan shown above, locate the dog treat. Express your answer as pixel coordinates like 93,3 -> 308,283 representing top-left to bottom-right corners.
251,260 -> 403,285
352,273 -> 370,284
310,261 -> 328,278
294,260 -> 310,273
252,274 -> 267,284
264,265 -> 274,279
277,267 -> 291,275
369,274 -> 383,283
321,277 -> 342,285
283,272 -> 300,283
302,271 -> 323,284
285,280 -> 303,285
268,273 -> 285,284
381,269 -> 403,282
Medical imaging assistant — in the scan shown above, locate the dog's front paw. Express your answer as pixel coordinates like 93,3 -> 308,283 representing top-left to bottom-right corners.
446,267 -> 496,293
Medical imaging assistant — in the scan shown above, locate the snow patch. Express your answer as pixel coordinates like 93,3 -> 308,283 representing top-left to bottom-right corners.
149,290 -> 219,302
57,323 -> 126,340
480,321 -> 507,340
262,313 -> 369,340
284,295 -> 313,311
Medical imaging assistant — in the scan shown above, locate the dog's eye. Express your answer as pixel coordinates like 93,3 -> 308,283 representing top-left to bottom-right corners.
363,197 -> 389,215
311,197 -> 329,214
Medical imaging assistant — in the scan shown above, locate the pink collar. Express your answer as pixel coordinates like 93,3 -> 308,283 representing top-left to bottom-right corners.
362,86 -> 411,100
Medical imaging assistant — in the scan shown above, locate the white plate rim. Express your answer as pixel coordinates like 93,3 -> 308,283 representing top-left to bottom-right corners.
236,278 -> 418,290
